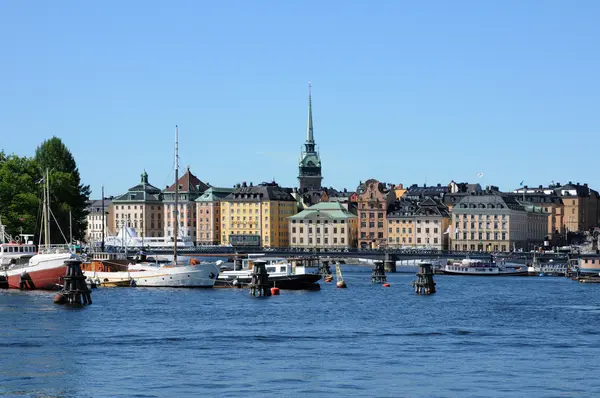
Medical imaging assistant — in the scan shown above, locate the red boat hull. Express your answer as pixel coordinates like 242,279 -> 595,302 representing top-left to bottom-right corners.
7,265 -> 67,290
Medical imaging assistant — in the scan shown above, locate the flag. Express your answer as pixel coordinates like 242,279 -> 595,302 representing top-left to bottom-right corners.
477,172 -> 484,178
519,180 -> 524,186
36,178 -> 44,184
443,226 -> 450,235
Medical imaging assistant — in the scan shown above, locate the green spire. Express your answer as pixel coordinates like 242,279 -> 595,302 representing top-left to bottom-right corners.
306,81 -> 314,144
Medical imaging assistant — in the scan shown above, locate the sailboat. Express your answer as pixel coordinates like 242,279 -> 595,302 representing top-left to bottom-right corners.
4,169 -> 78,290
83,126 -> 220,288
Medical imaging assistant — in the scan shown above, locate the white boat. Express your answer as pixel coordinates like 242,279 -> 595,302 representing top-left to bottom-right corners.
84,259 -> 220,288
442,257 -> 528,276
0,226 -> 37,269
104,227 -> 194,249
527,255 -> 568,276
216,254 -> 321,289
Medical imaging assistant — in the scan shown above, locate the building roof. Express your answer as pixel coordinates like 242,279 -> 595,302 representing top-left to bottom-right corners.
164,168 -> 209,193
289,201 -> 357,221
387,199 -> 419,218
405,184 -> 449,199
225,182 -> 296,202
86,198 -> 114,213
195,187 -> 235,202
453,192 -> 525,212
414,197 -> 450,218
113,171 -> 162,203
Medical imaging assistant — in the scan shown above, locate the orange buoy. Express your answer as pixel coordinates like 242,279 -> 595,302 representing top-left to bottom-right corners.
270,287 -> 280,295
383,283 -> 390,287
324,275 -> 333,283
189,258 -> 200,265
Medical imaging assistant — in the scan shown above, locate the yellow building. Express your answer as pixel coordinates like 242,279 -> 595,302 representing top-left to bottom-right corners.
220,182 -> 297,248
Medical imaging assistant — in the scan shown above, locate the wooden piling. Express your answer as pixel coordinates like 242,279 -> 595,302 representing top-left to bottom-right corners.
413,262 -> 436,295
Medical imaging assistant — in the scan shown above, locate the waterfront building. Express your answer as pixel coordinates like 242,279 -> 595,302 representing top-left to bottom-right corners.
514,182 -> 600,233
288,202 -> 358,249
220,182 -> 297,248
112,171 -> 164,239
163,167 -> 208,243
298,83 -> 323,193
85,197 -> 114,243
444,182 -> 483,212
413,198 -> 451,250
386,198 -> 451,249
356,179 -> 395,249
578,254 -> 600,274
195,187 -> 234,245
450,191 -> 548,252
507,188 -> 563,242
387,199 -> 417,248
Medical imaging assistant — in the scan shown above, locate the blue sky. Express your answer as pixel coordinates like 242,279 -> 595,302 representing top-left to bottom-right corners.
1,1 -> 599,198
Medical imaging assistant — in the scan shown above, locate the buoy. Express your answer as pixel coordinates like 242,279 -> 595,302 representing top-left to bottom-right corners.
270,287 -> 280,295
383,283 -> 390,287
324,275 -> 333,283
336,281 -> 347,289
53,294 -> 66,304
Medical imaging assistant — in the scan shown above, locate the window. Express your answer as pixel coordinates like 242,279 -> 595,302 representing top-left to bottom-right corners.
369,222 -> 374,228
378,232 -> 383,238
417,228 -> 421,233
292,227 -> 296,233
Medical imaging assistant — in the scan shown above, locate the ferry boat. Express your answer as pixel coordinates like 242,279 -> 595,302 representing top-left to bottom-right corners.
0,235 -> 37,268
441,257 -> 528,276
216,255 -> 321,290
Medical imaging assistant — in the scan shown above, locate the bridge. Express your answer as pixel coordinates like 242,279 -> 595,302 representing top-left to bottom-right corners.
121,246 -> 572,262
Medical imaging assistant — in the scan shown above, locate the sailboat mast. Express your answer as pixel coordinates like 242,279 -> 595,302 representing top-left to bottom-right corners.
45,168 -> 50,249
101,185 -> 105,252
174,125 -> 179,265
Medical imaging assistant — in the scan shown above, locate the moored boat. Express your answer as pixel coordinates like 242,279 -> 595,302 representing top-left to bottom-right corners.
527,254 -> 568,276
440,257 -> 528,276
216,255 -> 321,290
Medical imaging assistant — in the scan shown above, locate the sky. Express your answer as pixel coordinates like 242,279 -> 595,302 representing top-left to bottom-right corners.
1,0 -> 599,198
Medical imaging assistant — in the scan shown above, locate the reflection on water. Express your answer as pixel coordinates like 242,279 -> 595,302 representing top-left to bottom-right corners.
1,266 -> 599,397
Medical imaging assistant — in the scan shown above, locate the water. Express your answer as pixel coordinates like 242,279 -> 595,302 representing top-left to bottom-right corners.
1,266 -> 599,397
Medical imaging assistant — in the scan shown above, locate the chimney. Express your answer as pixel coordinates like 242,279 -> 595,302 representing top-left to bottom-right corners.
242,181 -> 247,187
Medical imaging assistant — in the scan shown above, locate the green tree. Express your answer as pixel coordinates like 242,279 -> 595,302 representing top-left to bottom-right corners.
0,152 -> 42,240
34,137 -> 90,243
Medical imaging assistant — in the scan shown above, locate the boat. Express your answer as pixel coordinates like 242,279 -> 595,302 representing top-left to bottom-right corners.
0,220 -> 37,269
83,126 -> 220,288
216,254 -> 321,290
3,170 -> 77,290
440,257 -> 528,276
527,254 -> 568,276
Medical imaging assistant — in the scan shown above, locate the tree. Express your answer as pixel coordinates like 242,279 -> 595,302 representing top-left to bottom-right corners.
34,137 -> 91,243
0,152 -> 42,240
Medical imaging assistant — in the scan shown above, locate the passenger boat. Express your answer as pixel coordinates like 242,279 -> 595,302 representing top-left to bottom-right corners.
216,254 -> 321,290
441,257 -> 528,276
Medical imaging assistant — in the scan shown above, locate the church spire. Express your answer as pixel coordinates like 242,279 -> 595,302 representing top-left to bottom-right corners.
305,81 -> 315,152
307,81 -> 314,143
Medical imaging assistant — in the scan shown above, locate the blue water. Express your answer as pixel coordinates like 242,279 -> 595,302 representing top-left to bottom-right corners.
1,265 -> 600,397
